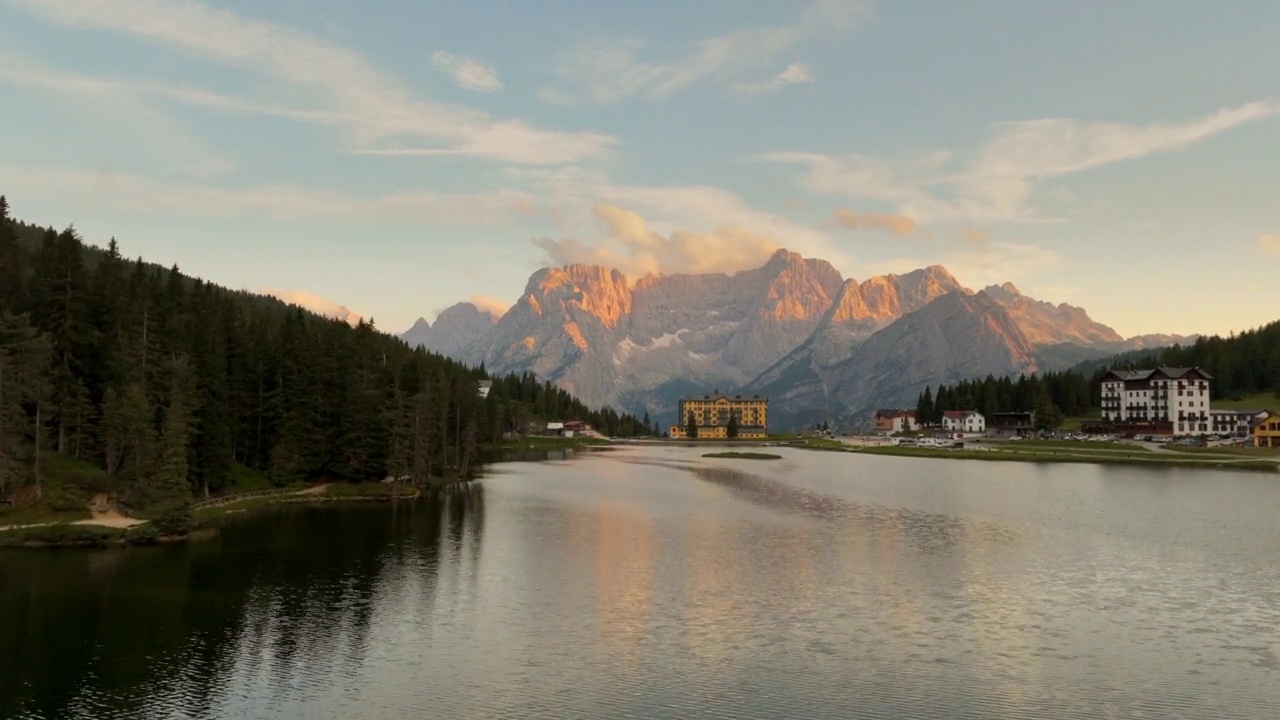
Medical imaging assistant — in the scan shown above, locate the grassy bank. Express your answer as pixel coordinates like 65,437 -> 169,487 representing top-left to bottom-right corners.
703,452 -> 783,460
852,445 -> 1279,472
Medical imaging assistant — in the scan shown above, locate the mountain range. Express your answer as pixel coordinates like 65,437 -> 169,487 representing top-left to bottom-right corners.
401,250 -> 1193,429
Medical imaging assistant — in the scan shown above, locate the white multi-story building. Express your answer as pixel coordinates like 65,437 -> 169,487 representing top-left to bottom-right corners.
1209,409 -> 1269,437
941,410 -> 985,435
1099,367 -> 1213,436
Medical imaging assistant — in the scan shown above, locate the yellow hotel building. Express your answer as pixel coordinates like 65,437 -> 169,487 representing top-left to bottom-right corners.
669,393 -> 768,440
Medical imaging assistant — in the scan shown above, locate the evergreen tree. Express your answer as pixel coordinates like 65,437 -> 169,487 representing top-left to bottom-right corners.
916,386 -> 933,426
726,412 -> 739,439
0,197 -> 650,509
685,410 -> 698,439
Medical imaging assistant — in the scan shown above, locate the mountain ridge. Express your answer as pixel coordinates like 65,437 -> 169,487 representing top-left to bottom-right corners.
402,250 -> 1195,428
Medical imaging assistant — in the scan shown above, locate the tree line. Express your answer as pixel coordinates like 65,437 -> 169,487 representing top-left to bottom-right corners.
0,196 -> 648,521
915,318 -> 1280,429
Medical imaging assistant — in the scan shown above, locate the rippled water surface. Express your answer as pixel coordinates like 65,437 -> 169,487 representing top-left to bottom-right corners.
3,446 -> 1280,719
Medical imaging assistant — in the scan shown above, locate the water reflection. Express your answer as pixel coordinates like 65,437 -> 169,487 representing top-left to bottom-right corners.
2,448 -> 1280,719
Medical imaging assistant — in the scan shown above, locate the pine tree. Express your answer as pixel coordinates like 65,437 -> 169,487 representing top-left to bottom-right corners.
685,410 -> 698,439
726,412 -> 739,439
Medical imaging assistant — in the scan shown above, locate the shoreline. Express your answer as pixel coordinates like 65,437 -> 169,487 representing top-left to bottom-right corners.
0,479 -> 474,550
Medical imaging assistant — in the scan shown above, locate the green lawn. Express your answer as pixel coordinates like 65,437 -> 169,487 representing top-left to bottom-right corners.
985,439 -> 1150,452
1212,392 -> 1279,411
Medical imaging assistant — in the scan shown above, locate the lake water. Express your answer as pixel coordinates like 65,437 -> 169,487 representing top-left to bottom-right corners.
3,446 -> 1279,719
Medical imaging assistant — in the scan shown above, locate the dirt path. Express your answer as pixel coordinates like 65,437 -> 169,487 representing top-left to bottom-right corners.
292,483 -> 332,496
72,493 -> 147,529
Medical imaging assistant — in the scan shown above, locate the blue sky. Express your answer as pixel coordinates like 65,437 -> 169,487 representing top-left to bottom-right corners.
1,0 -> 1277,337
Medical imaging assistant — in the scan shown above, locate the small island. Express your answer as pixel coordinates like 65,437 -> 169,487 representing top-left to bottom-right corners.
703,451 -> 783,460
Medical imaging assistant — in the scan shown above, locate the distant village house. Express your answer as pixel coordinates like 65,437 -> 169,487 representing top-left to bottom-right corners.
1209,409 -> 1268,437
988,411 -> 1035,437
941,410 -> 985,436
873,409 -> 918,435
1252,410 -> 1280,448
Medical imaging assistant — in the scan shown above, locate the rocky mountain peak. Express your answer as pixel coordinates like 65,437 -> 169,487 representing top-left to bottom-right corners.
525,264 -> 632,328
400,303 -> 497,356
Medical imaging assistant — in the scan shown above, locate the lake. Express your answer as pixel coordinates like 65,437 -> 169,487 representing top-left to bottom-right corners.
3,445 -> 1279,719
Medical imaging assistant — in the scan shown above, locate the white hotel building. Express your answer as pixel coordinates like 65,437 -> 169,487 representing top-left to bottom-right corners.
1099,367 -> 1213,436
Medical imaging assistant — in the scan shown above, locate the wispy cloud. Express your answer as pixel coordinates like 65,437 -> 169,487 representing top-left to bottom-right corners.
469,295 -> 511,318
758,101 -> 1279,224
533,204 -> 782,277
505,165 -> 848,267
0,51 -> 233,176
865,242 -> 1065,292
730,62 -> 813,95
261,288 -> 362,326
1261,234 -> 1280,256
0,165 -> 531,224
539,0 -> 867,103
432,51 -> 503,92
959,228 -> 991,249
5,0 -> 614,164
833,208 -> 916,236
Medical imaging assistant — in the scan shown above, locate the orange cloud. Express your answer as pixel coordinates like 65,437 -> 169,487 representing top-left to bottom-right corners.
1261,234 -> 1280,256
833,208 -> 917,237
533,203 -> 780,277
261,288 -> 362,326
960,228 -> 991,248
470,294 -> 510,318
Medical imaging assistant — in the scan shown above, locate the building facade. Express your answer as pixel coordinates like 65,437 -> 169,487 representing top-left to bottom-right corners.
988,411 -> 1035,437
941,410 -> 986,435
1099,367 -> 1213,436
1252,410 -> 1280,448
1209,409 -> 1269,437
873,409 -> 918,434
669,393 -> 768,440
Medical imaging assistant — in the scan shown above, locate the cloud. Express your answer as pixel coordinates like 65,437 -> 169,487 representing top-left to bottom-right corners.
431,51 -> 503,92
261,288 -> 362,325
833,208 -> 917,236
5,0 -> 614,164
540,0 -> 867,103
758,101 -> 1279,224
533,204 -> 783,277
960,228 -> 991,248
730,62 -> 813,95
1261,234 -> 1280,256
865,242 -> 1065,292
504,165 -> 849,266
470,294 -> 510,318
0,51 -> 233,176
0,165 -> 531,224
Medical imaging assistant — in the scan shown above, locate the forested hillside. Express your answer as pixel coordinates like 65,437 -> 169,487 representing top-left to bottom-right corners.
916,320 -> 1280,428
0,196 -> 648,520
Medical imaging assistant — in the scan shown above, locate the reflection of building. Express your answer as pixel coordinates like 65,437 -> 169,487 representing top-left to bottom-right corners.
874,409 -> 918,434
669,393 -> 768,439
1252,410 -> 1280,448
1099,367 -> 1212,436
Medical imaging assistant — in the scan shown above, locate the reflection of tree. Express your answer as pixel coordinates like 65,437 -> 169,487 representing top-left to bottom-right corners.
0,496 -> 480,719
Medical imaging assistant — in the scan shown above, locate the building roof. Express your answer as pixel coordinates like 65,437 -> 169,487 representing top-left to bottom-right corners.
1101,366 -> 1214,382
1209,408 -> 1267,416
942,410 -> 980,419
680,393 -> 767,402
